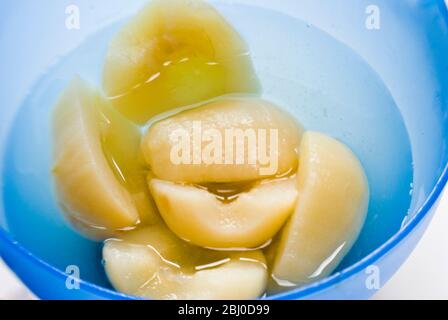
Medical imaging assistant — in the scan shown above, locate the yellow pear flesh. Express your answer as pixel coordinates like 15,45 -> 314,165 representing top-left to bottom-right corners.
143,98 -> 304,183
103,225 -> 268,300
271,132 -> 369,288
103,0 -> 260,124
149,176 -> 298,249
52,78 -> 158,239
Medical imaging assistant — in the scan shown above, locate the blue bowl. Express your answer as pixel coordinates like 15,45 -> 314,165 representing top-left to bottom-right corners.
1,0 -> 448,300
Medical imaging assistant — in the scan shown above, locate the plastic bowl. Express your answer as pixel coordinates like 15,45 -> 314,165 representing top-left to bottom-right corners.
1,0 -> 448,300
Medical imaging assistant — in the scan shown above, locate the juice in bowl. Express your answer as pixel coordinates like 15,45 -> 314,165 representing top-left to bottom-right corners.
1,0 -> 447,300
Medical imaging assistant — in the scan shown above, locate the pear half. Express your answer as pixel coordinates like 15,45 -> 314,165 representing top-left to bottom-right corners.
149,176 -> 298,249
103,225 -> 268,300
52,78 -> 158,239
103,0 -> 260,124
270,132 -> 369,288
143,98 -> 304,183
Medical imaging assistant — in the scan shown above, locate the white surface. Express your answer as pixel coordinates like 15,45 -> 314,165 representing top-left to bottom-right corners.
1,189 -> 448,300
373,188 -> 448,300
0,259 -> 35,300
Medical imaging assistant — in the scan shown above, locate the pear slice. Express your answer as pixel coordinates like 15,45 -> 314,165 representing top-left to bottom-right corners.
270,132 -> 369,288
143,98 -> 304,183
149,176 -> 298,249
103,0 -> 260,124
52,77 -> 158,239
100,97 -> 161,227
103,225 -> 268,300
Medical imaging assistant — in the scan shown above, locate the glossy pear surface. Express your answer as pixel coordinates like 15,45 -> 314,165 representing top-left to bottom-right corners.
52,78 -> 158,239
103,225 -> 268,300
270,132 -> 369,288
143,98 -> 303,183
103,0 -> 260,124
149,176 -> 298,249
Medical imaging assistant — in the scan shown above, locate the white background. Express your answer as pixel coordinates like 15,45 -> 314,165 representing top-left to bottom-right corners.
372,188 -> 448,299
1,188 -> 447,300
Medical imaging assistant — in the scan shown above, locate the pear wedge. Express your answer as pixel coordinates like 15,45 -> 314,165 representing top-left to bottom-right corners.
143,98 -> 304,183
100,97 -> 161,227
270,132 -> 369,288
52,78 -> 158,239
149,176 -> 298,249
103,0 -> 260,124
103,225 -> 268,300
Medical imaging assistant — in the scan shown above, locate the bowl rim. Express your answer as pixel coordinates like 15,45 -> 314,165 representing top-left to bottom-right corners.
1,159 -> 447,300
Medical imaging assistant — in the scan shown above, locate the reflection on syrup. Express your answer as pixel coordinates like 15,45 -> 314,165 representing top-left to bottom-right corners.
194,170 -> 297,204
193,181 -> 257,204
